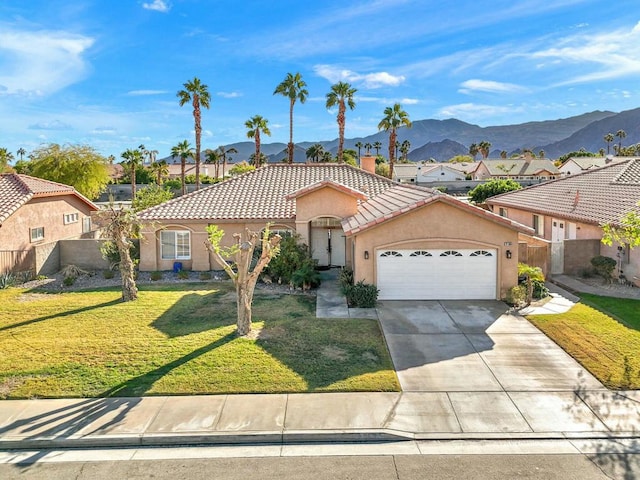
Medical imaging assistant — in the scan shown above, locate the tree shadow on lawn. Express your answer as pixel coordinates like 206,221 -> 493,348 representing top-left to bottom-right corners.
146,289 -> 397,393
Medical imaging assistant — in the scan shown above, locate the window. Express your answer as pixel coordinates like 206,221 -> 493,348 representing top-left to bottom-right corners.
440,250 -> 463,257
410,251 -> 432,257
82,217 -> 92,233
499,207 -> 507,217
380,251 -> 402,257
533,214 -> 544,236
63,213 -> 79,224
470,250 -> 492,257
30,227 -> 44,242
160,231 -> 191,260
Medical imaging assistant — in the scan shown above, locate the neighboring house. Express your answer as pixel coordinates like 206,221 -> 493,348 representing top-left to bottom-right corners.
418,163 -> 467,182
558,155 -> 629,176
486,159 -> 640,281
166,162 -> 236,180
393,162 -> 472,183
475,157 -> 559,181
138,163 -> 531,300
0,174 -> 99,274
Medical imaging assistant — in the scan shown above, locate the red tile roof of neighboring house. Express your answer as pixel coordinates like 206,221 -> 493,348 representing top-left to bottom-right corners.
138,163 -> 396,221
342,184 -> 532,236
486,159 -> 640,226
0,174 -> 97,225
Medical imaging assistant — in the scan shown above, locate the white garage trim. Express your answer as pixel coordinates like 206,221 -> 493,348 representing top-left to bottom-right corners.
376,248 -> 497,300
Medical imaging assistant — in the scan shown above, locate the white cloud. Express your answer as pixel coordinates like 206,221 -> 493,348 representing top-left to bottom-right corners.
354,95 -> 419,105
217,91 -> 242,98
459,79 -> 529,95
28,120 -> 73,130
0,28 -> 94,96
91,127 -> 117,135
142,0 -> 170,13
530,21 -> 640,85
437,103 -> 521,120
314,65 -> 405,89
127,89 -> 168,96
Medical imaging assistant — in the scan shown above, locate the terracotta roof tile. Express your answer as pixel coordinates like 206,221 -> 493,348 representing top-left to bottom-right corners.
487,159 -> 640,225
481,159 -> 559,176
138,164 -> 395,221
0,174 -> 90,225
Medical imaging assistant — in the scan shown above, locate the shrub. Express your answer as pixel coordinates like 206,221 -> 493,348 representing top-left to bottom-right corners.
63,276 -> 76,287
150,271 -> 163,281
339,267 -> 354,293
0,272 -> 15,289
100,240 -> 140,270
290,259 -> 321,290
532,279 -> 549,299
60,264 -> 88,279
264,234 -> 320,287
102,270 -> 115,279
590,255 -> 616,282
199,271 -> 212,281
177,270 -> 189,280
505,285 -> 527,307
345,280 -> 379,308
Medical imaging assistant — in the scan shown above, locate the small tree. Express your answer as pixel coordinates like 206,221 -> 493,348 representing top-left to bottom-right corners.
602,202 -> 640,248
469,178 -> 522,204
98,205 -> 141,302
132,184 -> 174,212
206,225 -> 282,336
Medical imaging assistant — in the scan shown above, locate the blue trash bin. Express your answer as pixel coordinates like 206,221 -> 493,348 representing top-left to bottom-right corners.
173,262 -> 183,273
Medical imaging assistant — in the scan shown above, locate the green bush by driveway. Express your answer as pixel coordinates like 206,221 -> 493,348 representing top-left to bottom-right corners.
0,283 -> 399,399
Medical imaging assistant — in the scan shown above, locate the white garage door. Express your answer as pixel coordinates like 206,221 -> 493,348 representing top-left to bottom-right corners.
376,249 -> 497,300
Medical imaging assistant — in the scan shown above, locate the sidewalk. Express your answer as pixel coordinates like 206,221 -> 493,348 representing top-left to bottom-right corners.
1,272 -> 638,451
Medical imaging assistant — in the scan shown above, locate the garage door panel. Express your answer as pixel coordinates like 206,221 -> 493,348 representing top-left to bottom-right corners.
377,249 -> 497,300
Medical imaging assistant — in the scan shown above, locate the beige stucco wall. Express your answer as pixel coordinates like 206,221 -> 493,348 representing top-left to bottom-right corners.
350,201 -> 520,299
139,220 -> 296,272
293,186 -> 359,243
0,195 -> 95,252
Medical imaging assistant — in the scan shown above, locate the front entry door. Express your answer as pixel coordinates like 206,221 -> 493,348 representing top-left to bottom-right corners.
551,218 -> 565,242
311,227 -> 346,267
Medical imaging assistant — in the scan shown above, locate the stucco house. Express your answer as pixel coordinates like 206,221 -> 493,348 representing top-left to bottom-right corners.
0,174 -> 99,274
392,162 -> 474,184
558,155 -> 629,176
486,158 -> 640,282
138,162 -> 531,300
474,158 -> 559,181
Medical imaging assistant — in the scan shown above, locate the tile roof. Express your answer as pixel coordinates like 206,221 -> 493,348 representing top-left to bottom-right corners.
487,159 -> 640,226
138,163 -> 396,221
0,173 -> 90,224
562,156 -> 632,171
481,159 -> 559,176
342,184 -> 533,236
285,179 -> 368,201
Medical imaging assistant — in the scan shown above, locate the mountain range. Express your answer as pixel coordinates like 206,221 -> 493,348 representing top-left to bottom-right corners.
163,107 -> 640,164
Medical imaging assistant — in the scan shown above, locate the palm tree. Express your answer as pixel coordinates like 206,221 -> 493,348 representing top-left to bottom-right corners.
400,140 -> 411,161
373,141 -> 382,156
469,143 -> 479,160
364,143 -> 372,155
604,133 -> 614,155
217,146 -> 238,179
148,149 -> 159,164
500,150 -> 508,159
273,72 -> 308,164
177,77 -> 211,190
16,147 -> 26,161
171,140 -> 194,195
479,140 -> 492,159
355,141 -> 363,161
245,115 -> 271,168
120,148 -> 144,199
615,129 -> 627,155
325,81 -> 357,163
322,151 -> 333,162
149,160 -> 169,185
378,103 -> 412,179
0,148 -> 14,172
306,143 -> 325,163
204,148 -> 221,179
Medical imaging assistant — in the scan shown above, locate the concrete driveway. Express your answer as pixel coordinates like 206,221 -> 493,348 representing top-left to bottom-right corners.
377,300 -> 604,393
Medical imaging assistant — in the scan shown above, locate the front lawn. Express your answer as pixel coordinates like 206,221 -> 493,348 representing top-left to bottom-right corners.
527,295 -> 640,389
0,283 -> 399,399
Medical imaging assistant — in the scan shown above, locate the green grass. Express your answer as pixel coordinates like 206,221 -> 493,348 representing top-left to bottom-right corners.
0,283 -> 399,399
527,295 -> 640,389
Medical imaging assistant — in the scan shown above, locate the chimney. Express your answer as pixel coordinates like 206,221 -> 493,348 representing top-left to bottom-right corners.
360,155 -> 376,174
524,151 -> 533,163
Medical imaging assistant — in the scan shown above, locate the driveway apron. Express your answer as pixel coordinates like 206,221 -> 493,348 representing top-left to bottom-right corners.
376,300 -> 604,393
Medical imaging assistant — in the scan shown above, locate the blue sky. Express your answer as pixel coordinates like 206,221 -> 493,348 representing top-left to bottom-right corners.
1,0 -> 639,159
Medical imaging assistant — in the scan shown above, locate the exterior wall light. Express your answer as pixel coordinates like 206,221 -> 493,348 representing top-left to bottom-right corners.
364,251 -> 369,259
506,250 -> 512,259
